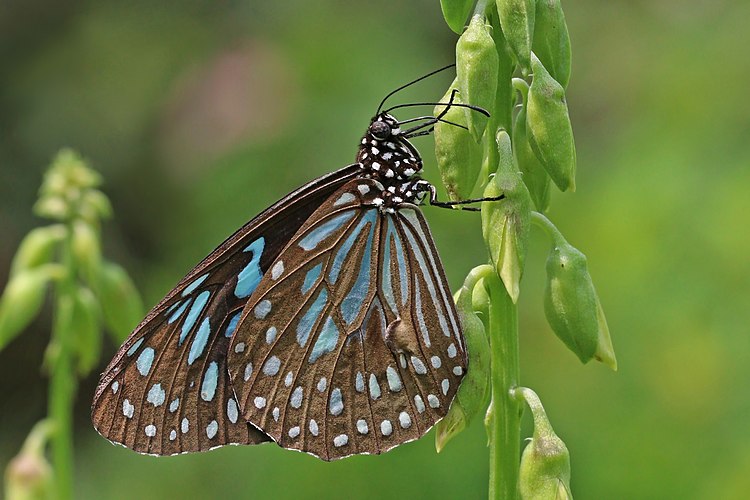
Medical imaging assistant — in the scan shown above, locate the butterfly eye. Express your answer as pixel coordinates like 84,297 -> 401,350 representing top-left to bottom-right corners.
369,120 -> 391,140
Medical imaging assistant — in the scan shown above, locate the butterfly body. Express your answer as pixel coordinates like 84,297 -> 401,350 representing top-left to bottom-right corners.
92,111 -> 468,461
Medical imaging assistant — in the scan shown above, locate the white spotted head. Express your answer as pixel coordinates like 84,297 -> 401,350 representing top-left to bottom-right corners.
357,113 -> 422,182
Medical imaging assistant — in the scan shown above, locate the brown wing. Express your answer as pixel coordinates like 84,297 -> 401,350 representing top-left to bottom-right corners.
91,165 -> 360,455
227,178 -> 467,460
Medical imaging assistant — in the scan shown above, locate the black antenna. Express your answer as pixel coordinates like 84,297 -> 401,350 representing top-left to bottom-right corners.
376,64 -> 456,115
385,101 -> 490,117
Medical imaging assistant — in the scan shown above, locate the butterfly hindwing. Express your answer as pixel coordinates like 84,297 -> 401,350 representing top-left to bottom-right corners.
227,178 -> 467,460
91,165 -> 360,455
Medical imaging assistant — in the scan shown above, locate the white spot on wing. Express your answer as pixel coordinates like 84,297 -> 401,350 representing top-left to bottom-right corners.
333,434 -> 349,447
357,419 -> 369,434
254,397 -> 267,409
380,420 -> 393,436
271,261 -> 284,280
399,411 -> 412,429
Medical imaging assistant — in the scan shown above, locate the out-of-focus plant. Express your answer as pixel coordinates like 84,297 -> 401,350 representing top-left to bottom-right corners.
0,149 -> 143,500
435,1 -> 615,498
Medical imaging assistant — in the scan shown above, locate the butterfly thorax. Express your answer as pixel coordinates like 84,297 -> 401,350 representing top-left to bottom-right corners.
355,113 -> 429,211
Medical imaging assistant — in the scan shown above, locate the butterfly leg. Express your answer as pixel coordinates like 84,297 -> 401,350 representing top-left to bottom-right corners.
411,181 -> 505,212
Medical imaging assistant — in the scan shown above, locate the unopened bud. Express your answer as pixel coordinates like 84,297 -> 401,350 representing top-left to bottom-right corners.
440,0 -> 474,34
513,79 -> 551,212
526,53 -> 576,192
0,265 -> 63,352
4,421 -> 54,500
544,238 -> 616,369
457,15 -> 499,141
495,0 -> 536,72
532,0 -> 571,89
10,225 -> 66,276
72,286 -> 101,376
434,82 -> 483,201
481,130 -> 532,303
517,387 -> 573,500
72,220 -> 102,285
97,262 -> 143,342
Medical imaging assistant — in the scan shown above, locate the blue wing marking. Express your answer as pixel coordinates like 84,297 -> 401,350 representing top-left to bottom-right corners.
301,263 -> 323,295
235,237 -> 265,299
224,311 -> 241,337
182,273 -> 209,297
180,290 -> 210,344
188,317 -> 211,365
340,213 -> 376,326
297,288 -> 328,347
309,316 -> 339,363
329,210 -> 377,284
298,212 -> 355,251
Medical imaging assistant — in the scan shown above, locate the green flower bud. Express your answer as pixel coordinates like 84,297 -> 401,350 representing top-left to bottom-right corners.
82,190 -> 113,220
481,130 -> 532,303
495,0 -> 535,72
513,79 -> 551,212
533,0 -> 572,89
440,0 -> 474,34
492,24 -> 516,132
434,83 -> 483,201
72,286 -> 101,376
32,196 -> 70,221
72,220 -> 102,285
4,421 -> 54,500
526,53 -> 576,192
0,265 -> 64,352
97,262 -> 143,343
517,387 -> 573,500
436,266 -> 492,452
10,225 -> 66,276
544,238 -> 616,369
456,15 -> 499,141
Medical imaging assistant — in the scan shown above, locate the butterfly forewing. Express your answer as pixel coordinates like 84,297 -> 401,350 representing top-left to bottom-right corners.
227,178 -> 467,460
92,165 -> 361,455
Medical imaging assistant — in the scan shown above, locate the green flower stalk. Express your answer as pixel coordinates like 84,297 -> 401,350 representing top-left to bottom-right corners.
0,149 -> 143,499
435,1 -> 611,499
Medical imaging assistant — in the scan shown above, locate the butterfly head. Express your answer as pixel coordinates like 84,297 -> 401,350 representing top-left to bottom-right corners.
356,113 -> 423,182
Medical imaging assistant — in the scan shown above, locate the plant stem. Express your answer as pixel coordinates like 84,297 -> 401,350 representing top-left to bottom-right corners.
48,224 -> 77,500
486,273 -> 521,500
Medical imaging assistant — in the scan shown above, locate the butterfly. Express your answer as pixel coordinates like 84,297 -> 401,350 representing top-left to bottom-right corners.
91,66 -> 498,461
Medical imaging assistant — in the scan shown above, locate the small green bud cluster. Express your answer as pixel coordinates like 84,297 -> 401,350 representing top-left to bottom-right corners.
0,149 -> 142,375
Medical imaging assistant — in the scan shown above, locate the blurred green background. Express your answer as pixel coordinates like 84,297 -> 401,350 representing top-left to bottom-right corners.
2,1 -> 749,498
